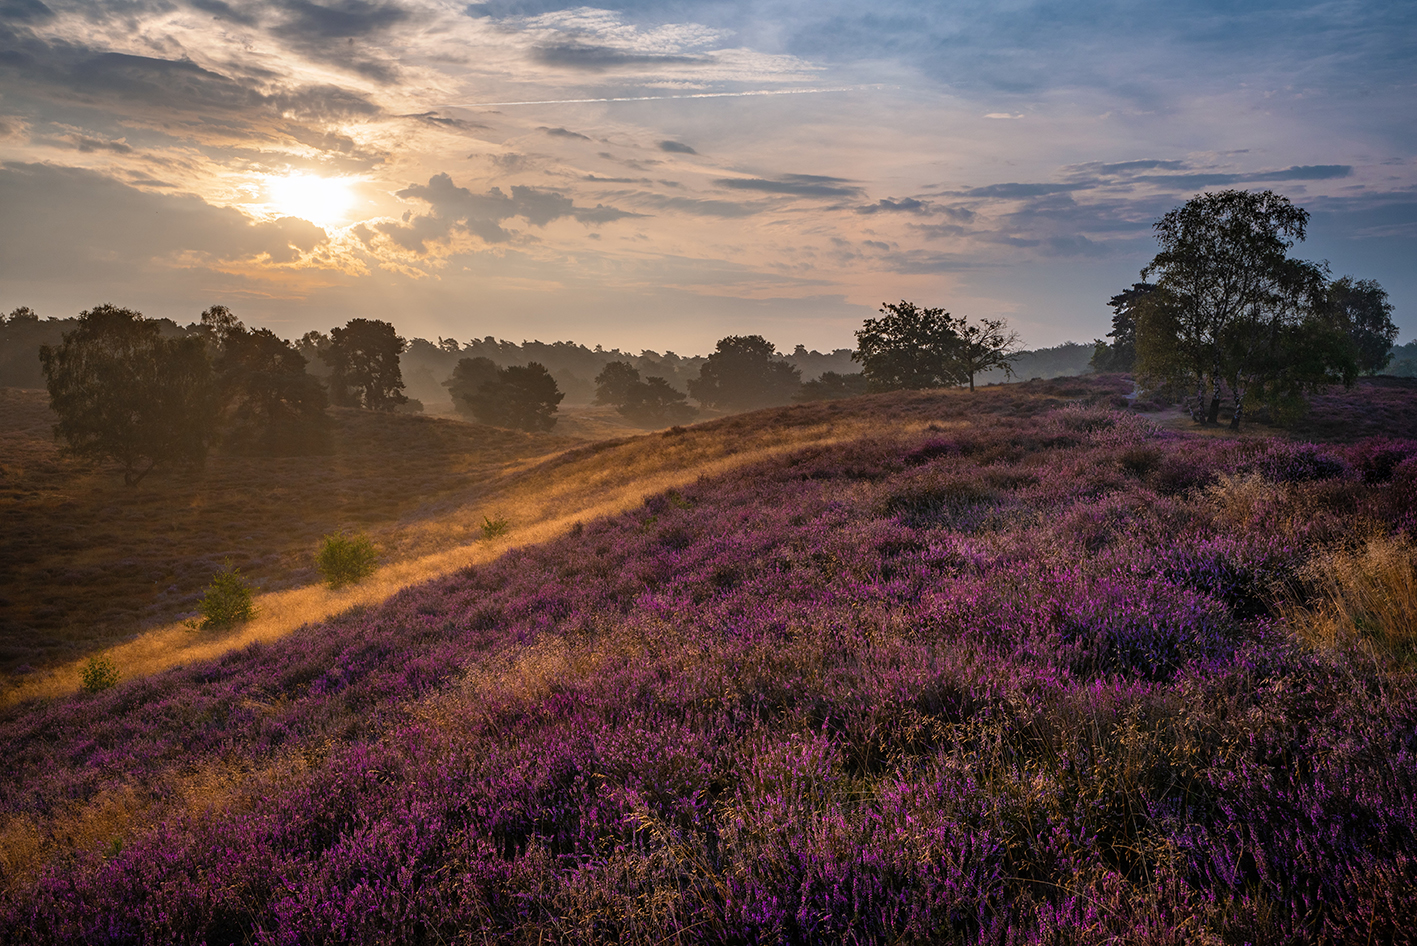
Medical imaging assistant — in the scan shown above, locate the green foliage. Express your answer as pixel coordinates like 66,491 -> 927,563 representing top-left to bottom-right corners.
195,559 -> 257,629
593,360 -> 641,406
445,356 -> 501,420
852,301 -> 961,391
687,335 -> 802,410
40,304 -> 217,485
794,371 -> 870,402
1089,283 -> 1154,373
1322,276 -> 1398,375
1134,190 -> 1348,428
321,319 -> 408,411
204,306 -> 331,455
317,532 -> 379,588
80,654 -> 119,693
952,314 -> 1021,391
461,362 -> 564,431
481,514 -> 510,540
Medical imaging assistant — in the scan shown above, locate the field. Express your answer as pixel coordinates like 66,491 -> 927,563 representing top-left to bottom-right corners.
1,376 -> 1415,943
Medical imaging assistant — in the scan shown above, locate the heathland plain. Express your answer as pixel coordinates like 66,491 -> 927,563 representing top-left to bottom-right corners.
1,375 -> 1416,942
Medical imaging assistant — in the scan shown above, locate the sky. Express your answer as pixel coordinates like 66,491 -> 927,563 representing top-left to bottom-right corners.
1,0 -> 1414,354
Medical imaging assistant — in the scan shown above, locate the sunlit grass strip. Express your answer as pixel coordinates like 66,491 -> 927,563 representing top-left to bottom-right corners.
1,420 -> 893,706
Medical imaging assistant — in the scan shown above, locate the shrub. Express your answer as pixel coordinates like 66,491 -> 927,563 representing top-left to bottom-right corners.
195,559 -> 257,629
79,654 -> 119,692
317,532 -> 379,588
481,514 -> 510,540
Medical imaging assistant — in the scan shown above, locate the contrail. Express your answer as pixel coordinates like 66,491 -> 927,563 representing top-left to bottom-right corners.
439,86 -> 867,108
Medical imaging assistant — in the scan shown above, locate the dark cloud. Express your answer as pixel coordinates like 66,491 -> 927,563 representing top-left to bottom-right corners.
659,140 -> 696,154
960,182 -> 1093,199
0,162 -> 329,279
403,111 -> 487,131
1043,234 -> 1110,257
383,172 -> 641,251
187,0 -> 259,26
1134,165 -> 1353,187
716,173 -> 863,198
856,196 -> 930,215
68,134 -> 133,154
584,174 -> 652,183
635,193 -> 765,218
542,126 -> 590,139
1,0 -> 54,22
532,43 -> 706,71
273,0 -> 412,38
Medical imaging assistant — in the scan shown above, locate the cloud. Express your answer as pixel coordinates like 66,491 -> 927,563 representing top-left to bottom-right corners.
1133,165 -> 1353,188
959,182 -> 1094,199
659,140 -> 697,154
542,126 -> 591,140
532,43 -> 706,71
381,172 -> 642,251
0,162 -> 330,279
856,197 -> 931,215
716,174 -> 863,198
635,194 -> 765,218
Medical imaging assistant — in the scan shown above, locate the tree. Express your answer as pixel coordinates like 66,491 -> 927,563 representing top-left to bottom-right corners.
1322,277 -> 1398,375
594,361 -> 641,406
321,319 -> 408,410
445,356 -> 501,420
39,304 -> 215,485
852,301 -> 963,391
201,306 -> 330,455
1134,189 -> 1342,428
618,376 -> 697,426
950,313 -> 1021,391
687,335 -> 801,411
1089,283 -> 1154,373
463,362 -> 564,431
795,371 -> 871,402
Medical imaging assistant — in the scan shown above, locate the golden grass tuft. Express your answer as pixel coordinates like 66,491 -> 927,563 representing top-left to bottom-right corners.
1285,534 -> 1417,670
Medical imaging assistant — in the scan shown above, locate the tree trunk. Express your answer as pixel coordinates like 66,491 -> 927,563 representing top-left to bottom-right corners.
126,458 -> 158,487
968,371 -> 975,392
1230,384 -> 1246,430
1206,376 -> 1222,425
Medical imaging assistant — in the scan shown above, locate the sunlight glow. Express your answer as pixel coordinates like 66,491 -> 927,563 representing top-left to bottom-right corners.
264,173 -> 356,227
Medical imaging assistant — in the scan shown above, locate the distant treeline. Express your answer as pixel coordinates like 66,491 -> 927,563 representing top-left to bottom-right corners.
0,308 -> 1118,408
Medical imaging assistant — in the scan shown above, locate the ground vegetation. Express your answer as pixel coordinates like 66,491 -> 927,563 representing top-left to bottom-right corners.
1,378 -> 1414,943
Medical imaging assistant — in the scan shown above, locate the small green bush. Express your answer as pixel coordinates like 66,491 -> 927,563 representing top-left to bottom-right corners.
196,560 -> 257,629
318,532 -> 379,588
481,514 -> 510,540
80,655 -> 119,693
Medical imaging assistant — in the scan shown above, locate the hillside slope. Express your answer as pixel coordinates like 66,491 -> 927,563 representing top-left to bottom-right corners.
2,381 -> 1414,943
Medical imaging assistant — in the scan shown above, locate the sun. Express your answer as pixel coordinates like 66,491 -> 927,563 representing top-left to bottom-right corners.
264,173 -> 357,228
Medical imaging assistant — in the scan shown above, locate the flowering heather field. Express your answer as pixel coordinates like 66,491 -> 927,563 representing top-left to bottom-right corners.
2,389 -> 1416,943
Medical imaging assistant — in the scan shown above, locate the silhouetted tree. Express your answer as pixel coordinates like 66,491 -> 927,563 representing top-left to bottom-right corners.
39,304 -> 215,485
594,361 -> 641,406
200,306 -> 330,455
322,319 -> 408,410
951,314 -> 1021,391
1089,283 -> 1154,373
687,335 -> 801,410
445,356 -> 501,420
1135,189 -> 1335,428
619,376 -> 697,426
794,371 -> 871,402
852,301 -> 963,391
1322,277 -> 1398,375
464,362 -> 564,431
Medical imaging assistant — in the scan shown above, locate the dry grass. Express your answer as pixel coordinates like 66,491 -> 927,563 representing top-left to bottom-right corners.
1285,534 -> 1417,670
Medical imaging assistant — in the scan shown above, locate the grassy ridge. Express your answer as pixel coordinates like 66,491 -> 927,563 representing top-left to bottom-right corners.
1,378 -> 1414,943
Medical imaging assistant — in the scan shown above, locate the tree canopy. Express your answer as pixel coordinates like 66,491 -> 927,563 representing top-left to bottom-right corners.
852,301 -> 961,392
461,362 -> 564,431
1322,277 -> 1398,376
686,335 -> 801,411
39,304 -> 216,485
445,356 -> 501,420
322,319 -> 408,411
1089,283 -> 1154,374
1134,189 -> 1363,428
202,306 -> 330,455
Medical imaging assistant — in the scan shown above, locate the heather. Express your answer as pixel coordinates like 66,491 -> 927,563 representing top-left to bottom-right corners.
1,395 -> 1415,943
